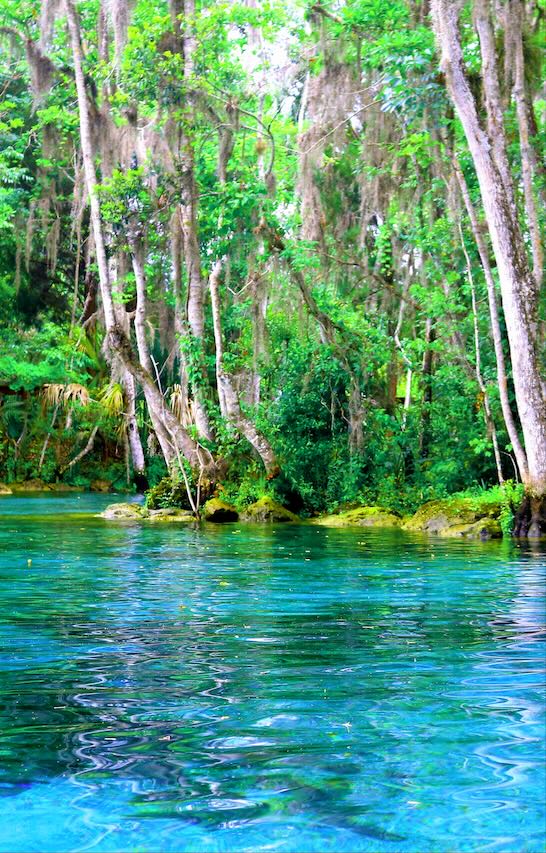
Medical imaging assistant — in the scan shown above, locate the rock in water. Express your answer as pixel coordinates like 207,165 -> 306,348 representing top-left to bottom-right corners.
100,503 -> 149,520
203,499 -> 239,522
148,508 -> 195,523
242,497 -> 299,523
312,506 -> 401,527
403,498 -> 502,538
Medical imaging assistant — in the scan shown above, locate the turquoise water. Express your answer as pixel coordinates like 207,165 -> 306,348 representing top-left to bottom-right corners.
0,493 -> 544,852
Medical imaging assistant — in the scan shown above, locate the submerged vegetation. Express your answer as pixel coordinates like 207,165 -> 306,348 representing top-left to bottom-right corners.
0,0 -> 544,534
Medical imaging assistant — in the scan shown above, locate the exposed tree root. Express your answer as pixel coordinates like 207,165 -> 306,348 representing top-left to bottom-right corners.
513,495 -> 546,538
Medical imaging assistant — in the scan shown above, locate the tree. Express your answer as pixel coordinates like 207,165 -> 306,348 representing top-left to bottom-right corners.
431,0 -> 546,534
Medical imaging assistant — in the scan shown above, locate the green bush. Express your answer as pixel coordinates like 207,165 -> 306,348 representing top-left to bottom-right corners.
146,475 -> 193,510
499,481 -> 525,537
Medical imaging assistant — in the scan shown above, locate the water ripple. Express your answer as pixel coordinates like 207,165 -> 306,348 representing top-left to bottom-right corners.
0,495 -> 544,852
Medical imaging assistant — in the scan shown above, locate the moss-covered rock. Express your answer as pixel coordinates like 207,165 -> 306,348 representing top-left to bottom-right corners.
148,508 -> 196,523
312,506 -> 401,528
403,497 -> 501,537
440,518 -> 502,539
241,497 -> 299,523
101,502 -> 149,520
101,503 -> 196,522
0,483 -> 12,494
203,499 -> 239,522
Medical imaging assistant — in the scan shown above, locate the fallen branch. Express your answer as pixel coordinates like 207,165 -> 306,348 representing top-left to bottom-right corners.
61,425 -> 99,473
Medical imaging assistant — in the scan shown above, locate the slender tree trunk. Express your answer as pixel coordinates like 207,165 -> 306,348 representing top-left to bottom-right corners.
65,0 -> 116,330
209,260 -> 278,476
129,239 -> 181,469
178,201 -> 212,440
65,0 -> 206,474
431,0 -> 546,503
177,0 -> 212,441
122,370 -> 147,488
61,425 -> 99,473
394,279 -> 412,430
38,401 -> 59,473
206,96 -> 276,471
249,269 -> 268,406
245,11 -> 271,407
452,156 -> 528,480
170,212 -> 191,423
510,0 -> 543,286
348,377 -> 364,452
419,318 -> 435,458
459,224 -> 504,484
384,319 -> 399,416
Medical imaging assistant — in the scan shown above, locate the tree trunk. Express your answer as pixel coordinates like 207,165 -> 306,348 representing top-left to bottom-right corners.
65,0 -> 116,331
209,260 -> 278,476
177,0 -> 212,441
122,370 -> 147,489
394,278 -> 413,430
460,223 -> 504,484
510,0 -> 543,287
109,250 -> 147,486
61,425 -> 99,473
419,317 -> 435,459
65,0 -> 207,475
249,268 -> 268,406
348,377 -> 365,453
170,212 -> 191,423
431,0 -> 546,503
452,154 -> 529,481
129,238 -> 188,469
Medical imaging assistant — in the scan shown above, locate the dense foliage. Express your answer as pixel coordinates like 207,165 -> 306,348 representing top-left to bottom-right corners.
0,0 -> 544,518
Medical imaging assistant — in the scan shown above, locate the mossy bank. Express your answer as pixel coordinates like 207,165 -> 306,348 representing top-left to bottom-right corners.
98,489 -> 516,539
99,496 -> 299,524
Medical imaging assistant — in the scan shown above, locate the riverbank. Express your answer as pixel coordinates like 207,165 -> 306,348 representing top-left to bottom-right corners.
0,478 -> 523,538
0,478 -> 115,494
99,492 -> 511,539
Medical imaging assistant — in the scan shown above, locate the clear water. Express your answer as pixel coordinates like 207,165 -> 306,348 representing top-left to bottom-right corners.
0,493 -> 544,852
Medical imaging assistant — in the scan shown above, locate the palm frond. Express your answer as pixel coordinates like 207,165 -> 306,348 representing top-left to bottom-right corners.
64,383 -> 90,406
169,384 -> 187,422
99,382 -> 125,417
42,383 -> 65,409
